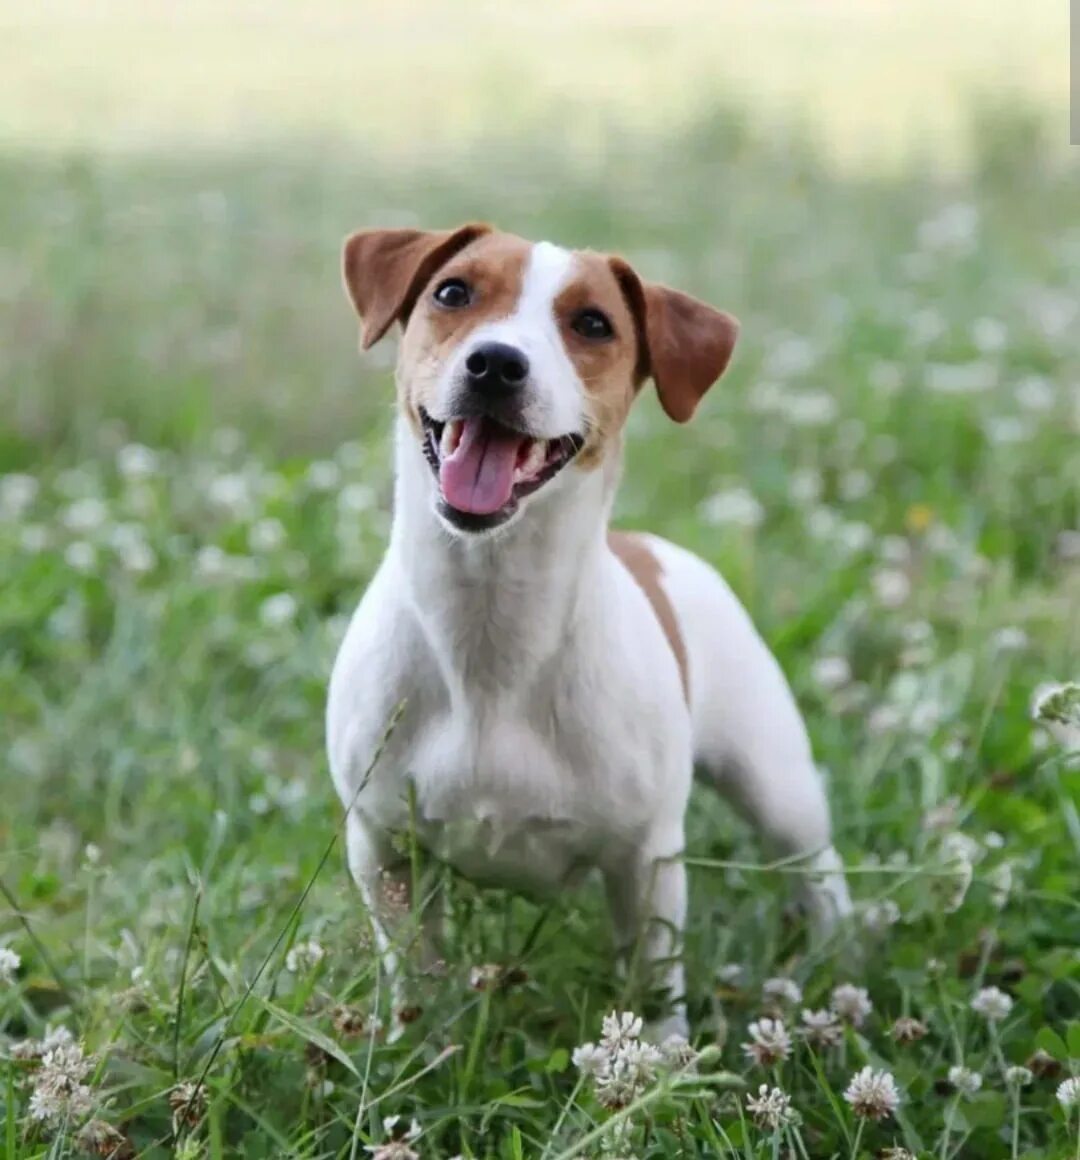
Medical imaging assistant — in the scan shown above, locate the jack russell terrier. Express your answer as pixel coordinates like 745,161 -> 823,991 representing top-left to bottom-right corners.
326,223 -> 852,1039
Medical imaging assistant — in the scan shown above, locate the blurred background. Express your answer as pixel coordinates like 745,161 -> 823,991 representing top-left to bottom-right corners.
0,0 -> 1074,453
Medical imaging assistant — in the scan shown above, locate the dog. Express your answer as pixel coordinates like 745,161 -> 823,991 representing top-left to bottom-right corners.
326,223 -> 851,1039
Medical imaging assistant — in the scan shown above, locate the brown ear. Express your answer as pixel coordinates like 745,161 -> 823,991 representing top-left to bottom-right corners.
342,223 -> 491,349
610,257 -> 739,423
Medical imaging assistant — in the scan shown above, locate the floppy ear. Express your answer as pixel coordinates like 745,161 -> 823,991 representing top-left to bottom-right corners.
610,257 -> 739,423
342,223 -> 491,349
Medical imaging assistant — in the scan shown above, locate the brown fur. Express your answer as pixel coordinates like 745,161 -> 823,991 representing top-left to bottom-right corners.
608,531 -> 689,701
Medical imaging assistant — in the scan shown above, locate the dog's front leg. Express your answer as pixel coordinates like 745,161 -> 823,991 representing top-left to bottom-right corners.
604,823 -> 689,1042
345,810 -> 441,1039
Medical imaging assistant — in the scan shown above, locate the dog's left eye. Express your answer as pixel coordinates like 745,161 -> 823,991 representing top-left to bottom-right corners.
570,308 -> 614,341
433,278 -> 472,309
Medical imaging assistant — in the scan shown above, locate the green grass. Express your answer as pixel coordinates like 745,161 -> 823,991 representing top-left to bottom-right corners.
2,102 -> 1080,1158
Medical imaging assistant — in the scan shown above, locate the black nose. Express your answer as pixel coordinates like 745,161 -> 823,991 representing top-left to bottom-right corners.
464,341 -> 529,395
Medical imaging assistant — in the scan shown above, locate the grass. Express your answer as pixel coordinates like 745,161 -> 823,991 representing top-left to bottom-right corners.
2,94 -> 1080,1157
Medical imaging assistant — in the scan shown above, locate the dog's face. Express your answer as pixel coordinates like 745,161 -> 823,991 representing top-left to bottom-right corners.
343,223 -> 738,535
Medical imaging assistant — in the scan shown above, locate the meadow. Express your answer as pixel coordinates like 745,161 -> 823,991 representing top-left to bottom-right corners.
2,27 -> 1080,1158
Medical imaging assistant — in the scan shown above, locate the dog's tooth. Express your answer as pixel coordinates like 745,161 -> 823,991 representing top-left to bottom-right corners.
525,439 -> 547,476
440,420 -> 462,458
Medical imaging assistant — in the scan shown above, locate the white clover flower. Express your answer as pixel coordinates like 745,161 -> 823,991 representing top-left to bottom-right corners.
786,391 -> 837,428
991,626 -> 1028,653
762,977 -> 803,1006
285,938 -> 325,973
306,460 -> 342,491
0,473 -> 39,519
0,947 -> 21,985
948,1065 -> 983,1097
716,962 -> 744,985
861,899 -> 901,933
970,986 -> 1013,1022
741,1018 -> 792,1066
1004,1066 -> 1033,1088
28,1042 -> 94,1126
573,1010 -> 663,1109
839,470 -> 872,502
259,592 -> 298,628
872,568 -> 911,609
811,656 -> 851,692
206,472 -> 254,517
844,1067 -> 901,1120
116,443 -> 159,479
248,518 -> 287,554
64,541 -> 98,574
745,1084 -> 796,1131
698,487 -> 764,529
338,483 -> 377,514
830,984 -> 872,1027
788,469 -> 822,505
659,1035 -> 699,1072
1032,682 -> 1080,749
63,497 -> 109,534
169,1080 -> 208,1131
799,1008 -> 843,1049
1057,1077 -> 1080,1109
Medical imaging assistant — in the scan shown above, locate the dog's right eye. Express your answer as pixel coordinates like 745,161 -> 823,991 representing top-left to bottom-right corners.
433,278 -> 472,309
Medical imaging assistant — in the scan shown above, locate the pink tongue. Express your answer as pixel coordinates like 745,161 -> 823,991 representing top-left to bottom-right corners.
439,417 -> 526,515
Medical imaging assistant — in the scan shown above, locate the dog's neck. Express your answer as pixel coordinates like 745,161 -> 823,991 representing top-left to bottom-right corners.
389,417 -> 618,687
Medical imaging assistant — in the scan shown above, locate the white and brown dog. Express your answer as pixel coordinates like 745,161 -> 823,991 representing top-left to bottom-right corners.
326,224 -> 851,1038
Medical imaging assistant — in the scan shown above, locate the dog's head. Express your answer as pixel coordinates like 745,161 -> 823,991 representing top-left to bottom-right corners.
343,223 -> 738,535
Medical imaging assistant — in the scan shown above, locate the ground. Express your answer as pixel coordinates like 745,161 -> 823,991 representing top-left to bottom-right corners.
1,10 -> 1079,1156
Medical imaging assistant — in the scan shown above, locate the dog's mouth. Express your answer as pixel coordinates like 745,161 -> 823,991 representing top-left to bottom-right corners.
419,407 -> 585,532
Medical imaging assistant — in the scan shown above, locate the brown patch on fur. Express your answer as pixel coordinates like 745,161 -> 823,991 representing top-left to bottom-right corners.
342,224 -> 492,349
395,232 -> 534,424
609,258 -> 739,423
608,531 -> 689,701
554,251 -> 643,470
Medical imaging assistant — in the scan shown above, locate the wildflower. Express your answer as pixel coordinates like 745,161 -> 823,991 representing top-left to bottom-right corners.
890,1016 -> 928,1045
992,626 -> 1028,652
1033,682 -> 1080,749
0,947 -> 20,986
306,460 -> 341,491
75,1118 -> 133,1159
741,1018 -> 792,1067
65,541 -> 98,573
861,899 -> 901,933
248,517 -> 286,553
63,498 -> 109,534
799,1008 -> 843,1049
843,1067 -> 901,1120
987,860 -> 1015,909
811,656 -> 851,691
1057,1077 -> 1080,1109
169,1081 -> 207,1131
285,938 -> 325,973
365,1115 -> 421,1160
872,568 -> 911,609
879,1148 -> 916,1160
330,1004 -> 368,1037
28,1042 -> 94,1126
258,592 -> 298,628
1004,1066 -> 1033,1088
572,1010 -> 663,1109
830,983 -> 872,1027
116,444 -> 159,479
948,1066 -> 983,1097
745,1084 -> 797,1131
762,977 -> 803,1006
468,963 -> 503,991
338,482 -> 376,513
970,986 -> 1013,1022
715,962 -> 743,985
699,487 -> 764,529
659,1035 -> 699,1072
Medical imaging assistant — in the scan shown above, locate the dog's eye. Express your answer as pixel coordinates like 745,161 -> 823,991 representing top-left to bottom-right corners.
433,278 -> 472,309
571,308 -> 614,341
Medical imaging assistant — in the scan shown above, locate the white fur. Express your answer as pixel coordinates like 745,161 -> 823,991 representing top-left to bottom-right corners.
327,243 -> 851,1037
